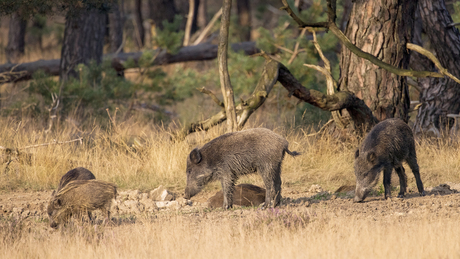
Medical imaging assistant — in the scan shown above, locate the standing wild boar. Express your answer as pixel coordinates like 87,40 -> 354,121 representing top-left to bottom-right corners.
47,180 -> 117,228
354,118 -> 425,202
57,167 -> 96,192
184,128 -> 300,209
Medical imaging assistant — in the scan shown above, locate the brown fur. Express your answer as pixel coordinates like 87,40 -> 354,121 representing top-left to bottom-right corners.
207,184 -> 266,209
47,180 -> 117,228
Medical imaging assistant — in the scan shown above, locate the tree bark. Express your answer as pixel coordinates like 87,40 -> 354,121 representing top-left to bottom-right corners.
197,0 -> 207,28
236,0 -> 251,41
414,0 -> 460,136
338,0 -> 417,123
59,6 -> 107,81
149,0 -> 177,30
6,11 -> 27,63
134,0 -> 145,48
108,1 -> 124,53
218,0 -> 238,132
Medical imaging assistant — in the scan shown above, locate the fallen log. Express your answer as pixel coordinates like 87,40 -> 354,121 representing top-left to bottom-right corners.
0,41 -> 259,84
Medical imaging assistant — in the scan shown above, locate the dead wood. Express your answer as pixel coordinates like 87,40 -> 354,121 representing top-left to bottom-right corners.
0,42 -> 260,84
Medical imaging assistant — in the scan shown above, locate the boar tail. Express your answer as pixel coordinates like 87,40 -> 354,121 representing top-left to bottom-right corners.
285,149 -> 301,157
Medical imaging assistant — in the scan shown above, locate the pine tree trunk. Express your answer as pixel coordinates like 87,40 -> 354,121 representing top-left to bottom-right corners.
149,0 -> 177,30
338,0 -> 417,123
197,0 -> 207,29
134,0 -> 145,48
108,1 -> 124,53
413,0 -> 460,135
236,0 -> 251,41
59,7 -> 107,81
6,11 -> 27,63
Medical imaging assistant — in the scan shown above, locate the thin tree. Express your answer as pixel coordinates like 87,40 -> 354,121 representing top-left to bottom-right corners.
218,0 -> 238,132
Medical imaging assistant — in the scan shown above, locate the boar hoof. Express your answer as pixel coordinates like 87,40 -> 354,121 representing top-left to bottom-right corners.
397,194 -> 404,198
420,190 -> 426,196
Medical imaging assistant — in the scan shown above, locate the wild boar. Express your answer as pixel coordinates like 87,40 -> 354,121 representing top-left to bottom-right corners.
57,167 -> 95,192
47,180 -> 117,228
184,128 -> 300,209
354,118 -> 425,202
207,184 -> 266,209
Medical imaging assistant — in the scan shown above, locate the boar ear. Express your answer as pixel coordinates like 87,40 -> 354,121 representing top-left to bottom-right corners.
366,152 -> 376,163
189,148 -> 202,164
354,149 -> 359,159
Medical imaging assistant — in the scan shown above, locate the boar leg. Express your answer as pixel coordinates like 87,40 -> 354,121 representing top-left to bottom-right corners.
221,178 -> 235,209
383,166 -> 392,199
406,156 -> 426,196
273,170 -> 282,207
394,165 -> 407,198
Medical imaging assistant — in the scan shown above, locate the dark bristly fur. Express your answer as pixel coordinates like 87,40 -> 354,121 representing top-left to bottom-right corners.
207,184 -> 266,209
184,128 -> 300,209
57,167 -> 95,192
47,180 -> 117,228
354,118 -> 426,202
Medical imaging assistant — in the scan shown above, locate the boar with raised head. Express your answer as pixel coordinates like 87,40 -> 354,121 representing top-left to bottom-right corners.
354,118 -> 425,202
184,128 -> 300,209
57,167 -> 95,192
47,180 -> 117,228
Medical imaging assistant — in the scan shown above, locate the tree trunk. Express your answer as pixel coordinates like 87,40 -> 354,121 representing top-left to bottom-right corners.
236,0 -> 251,41
108,1 -> 124,53
6,11 -> 27,63
197,0 -> 207,28
338,0 -> 417,124
218,0 -> 238,132
413,0 -> 460,136
134,0 -> 145,48
149,0 -> 177,30
59,6 -> 107,81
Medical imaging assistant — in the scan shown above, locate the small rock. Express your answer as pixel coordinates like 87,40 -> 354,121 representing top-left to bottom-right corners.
308,184 -> 324,193
150,185 -> 176,201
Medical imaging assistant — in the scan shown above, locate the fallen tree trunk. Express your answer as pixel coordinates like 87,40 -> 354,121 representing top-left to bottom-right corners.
0,41 -> 259,84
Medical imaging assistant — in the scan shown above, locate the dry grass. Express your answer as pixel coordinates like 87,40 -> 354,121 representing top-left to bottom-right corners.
1,116 -> 459,193
1,208 -> 459,258
1,117 -> 460,258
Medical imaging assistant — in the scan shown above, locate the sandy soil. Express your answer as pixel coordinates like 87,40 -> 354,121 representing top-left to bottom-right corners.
1,182 -> 459,224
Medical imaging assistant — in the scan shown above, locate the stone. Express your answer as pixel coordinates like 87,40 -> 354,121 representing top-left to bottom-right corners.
150,185 -> 176,201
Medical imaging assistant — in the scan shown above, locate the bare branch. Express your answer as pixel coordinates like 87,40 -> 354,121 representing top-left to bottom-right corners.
183,0 -> 196,46
20,138 -> 83,150
197,87 -> 224,107
287,28 -> 307,65
193,8 -> 222,45
280,0 -> 445,79
407,43 -> 460,84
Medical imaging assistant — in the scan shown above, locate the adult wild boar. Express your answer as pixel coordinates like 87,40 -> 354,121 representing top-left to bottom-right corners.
184,128 -> 300,209
354,118 -> 425,202
47,180 -> 117,228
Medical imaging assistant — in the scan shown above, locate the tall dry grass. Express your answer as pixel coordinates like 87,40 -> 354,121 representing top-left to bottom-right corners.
1,116 -> 460,193
1,208 -> 459,258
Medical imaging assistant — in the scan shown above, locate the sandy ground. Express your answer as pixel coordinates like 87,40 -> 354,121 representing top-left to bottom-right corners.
1,182 -> 459,224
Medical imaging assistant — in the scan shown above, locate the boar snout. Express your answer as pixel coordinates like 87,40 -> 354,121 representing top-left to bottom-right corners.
184,186 -> 199,199
354,186 -> 367,203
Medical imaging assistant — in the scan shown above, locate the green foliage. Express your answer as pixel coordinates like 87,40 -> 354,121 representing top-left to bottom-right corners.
152,15 -> 184,54
452,2 -> 460,23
